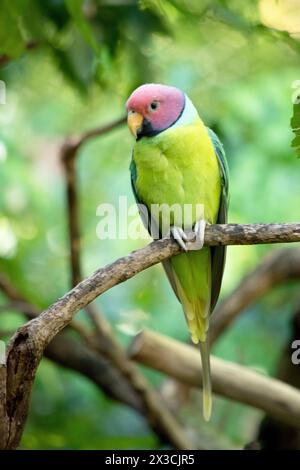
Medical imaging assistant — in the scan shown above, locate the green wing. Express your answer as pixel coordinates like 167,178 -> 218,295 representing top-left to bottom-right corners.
130,130 -> 229,313
130,157 -> 157,234
207,127 -> 229,312
130,156 -> 180,298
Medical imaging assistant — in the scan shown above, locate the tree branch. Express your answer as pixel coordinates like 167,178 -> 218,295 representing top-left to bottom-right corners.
0,273 -> 95,341
7,222 -> 300,352
2,222 -> 300,447
0,284 -> 146,411
60,116 -> 126,286
129,329 -> 300,430
0,274 -> 192,449
62,117 -> 127,154
191,223 -> 300,247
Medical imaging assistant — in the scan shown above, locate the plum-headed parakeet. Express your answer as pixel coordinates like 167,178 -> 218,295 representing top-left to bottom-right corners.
126,84 -> 229,421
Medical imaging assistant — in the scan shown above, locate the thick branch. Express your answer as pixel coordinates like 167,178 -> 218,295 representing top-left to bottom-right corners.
129,330 -> 300,430
0,275 -> 93,340
4,222 -> 300,447
210,247 -> 300,344
0,278 -> 192,449
190,223 -> 300,247
0,282 -> 149,410
7,223 -> 300,355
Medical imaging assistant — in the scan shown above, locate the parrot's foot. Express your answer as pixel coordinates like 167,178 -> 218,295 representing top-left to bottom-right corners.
191,219 -> 206,251
171,221 -> 207,251
170,226 -> 188,251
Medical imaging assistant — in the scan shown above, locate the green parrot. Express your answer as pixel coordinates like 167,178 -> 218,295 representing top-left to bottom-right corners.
126,84 -> 229,420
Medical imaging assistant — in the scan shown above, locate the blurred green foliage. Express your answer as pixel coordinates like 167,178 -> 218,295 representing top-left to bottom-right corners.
0,0 -> 300,450
291,88 -> 300,158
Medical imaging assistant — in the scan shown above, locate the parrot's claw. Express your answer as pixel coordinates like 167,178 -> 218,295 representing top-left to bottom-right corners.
171,226 -> 188,251
193,219 -> 206,250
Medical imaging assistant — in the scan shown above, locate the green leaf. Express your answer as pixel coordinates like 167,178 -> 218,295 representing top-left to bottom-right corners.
0,0 -> 28,57
291,100 -> 300,158
65,0 -> 101,55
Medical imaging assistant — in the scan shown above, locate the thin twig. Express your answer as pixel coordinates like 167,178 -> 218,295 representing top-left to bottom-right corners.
60,116 -> 126,286
0,273 -> 90,337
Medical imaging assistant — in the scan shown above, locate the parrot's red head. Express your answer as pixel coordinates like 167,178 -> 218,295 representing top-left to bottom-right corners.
126,83 -> 185,139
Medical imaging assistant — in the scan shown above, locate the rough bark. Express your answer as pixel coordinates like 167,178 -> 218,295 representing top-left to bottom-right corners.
0,277 -> 192,450
1,222 -> 300,448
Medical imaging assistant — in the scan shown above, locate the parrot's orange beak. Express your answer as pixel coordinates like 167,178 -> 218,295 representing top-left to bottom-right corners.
127,112 -> 144,138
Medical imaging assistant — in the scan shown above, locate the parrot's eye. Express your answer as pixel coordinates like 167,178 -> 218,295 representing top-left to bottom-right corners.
149,101 -> 159,111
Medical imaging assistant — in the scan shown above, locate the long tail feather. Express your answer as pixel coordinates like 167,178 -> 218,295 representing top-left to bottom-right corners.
168,250 -> 213,419
199,338 -> 212,421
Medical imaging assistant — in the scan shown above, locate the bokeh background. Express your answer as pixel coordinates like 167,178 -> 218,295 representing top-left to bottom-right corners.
0,0 -> 300,449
